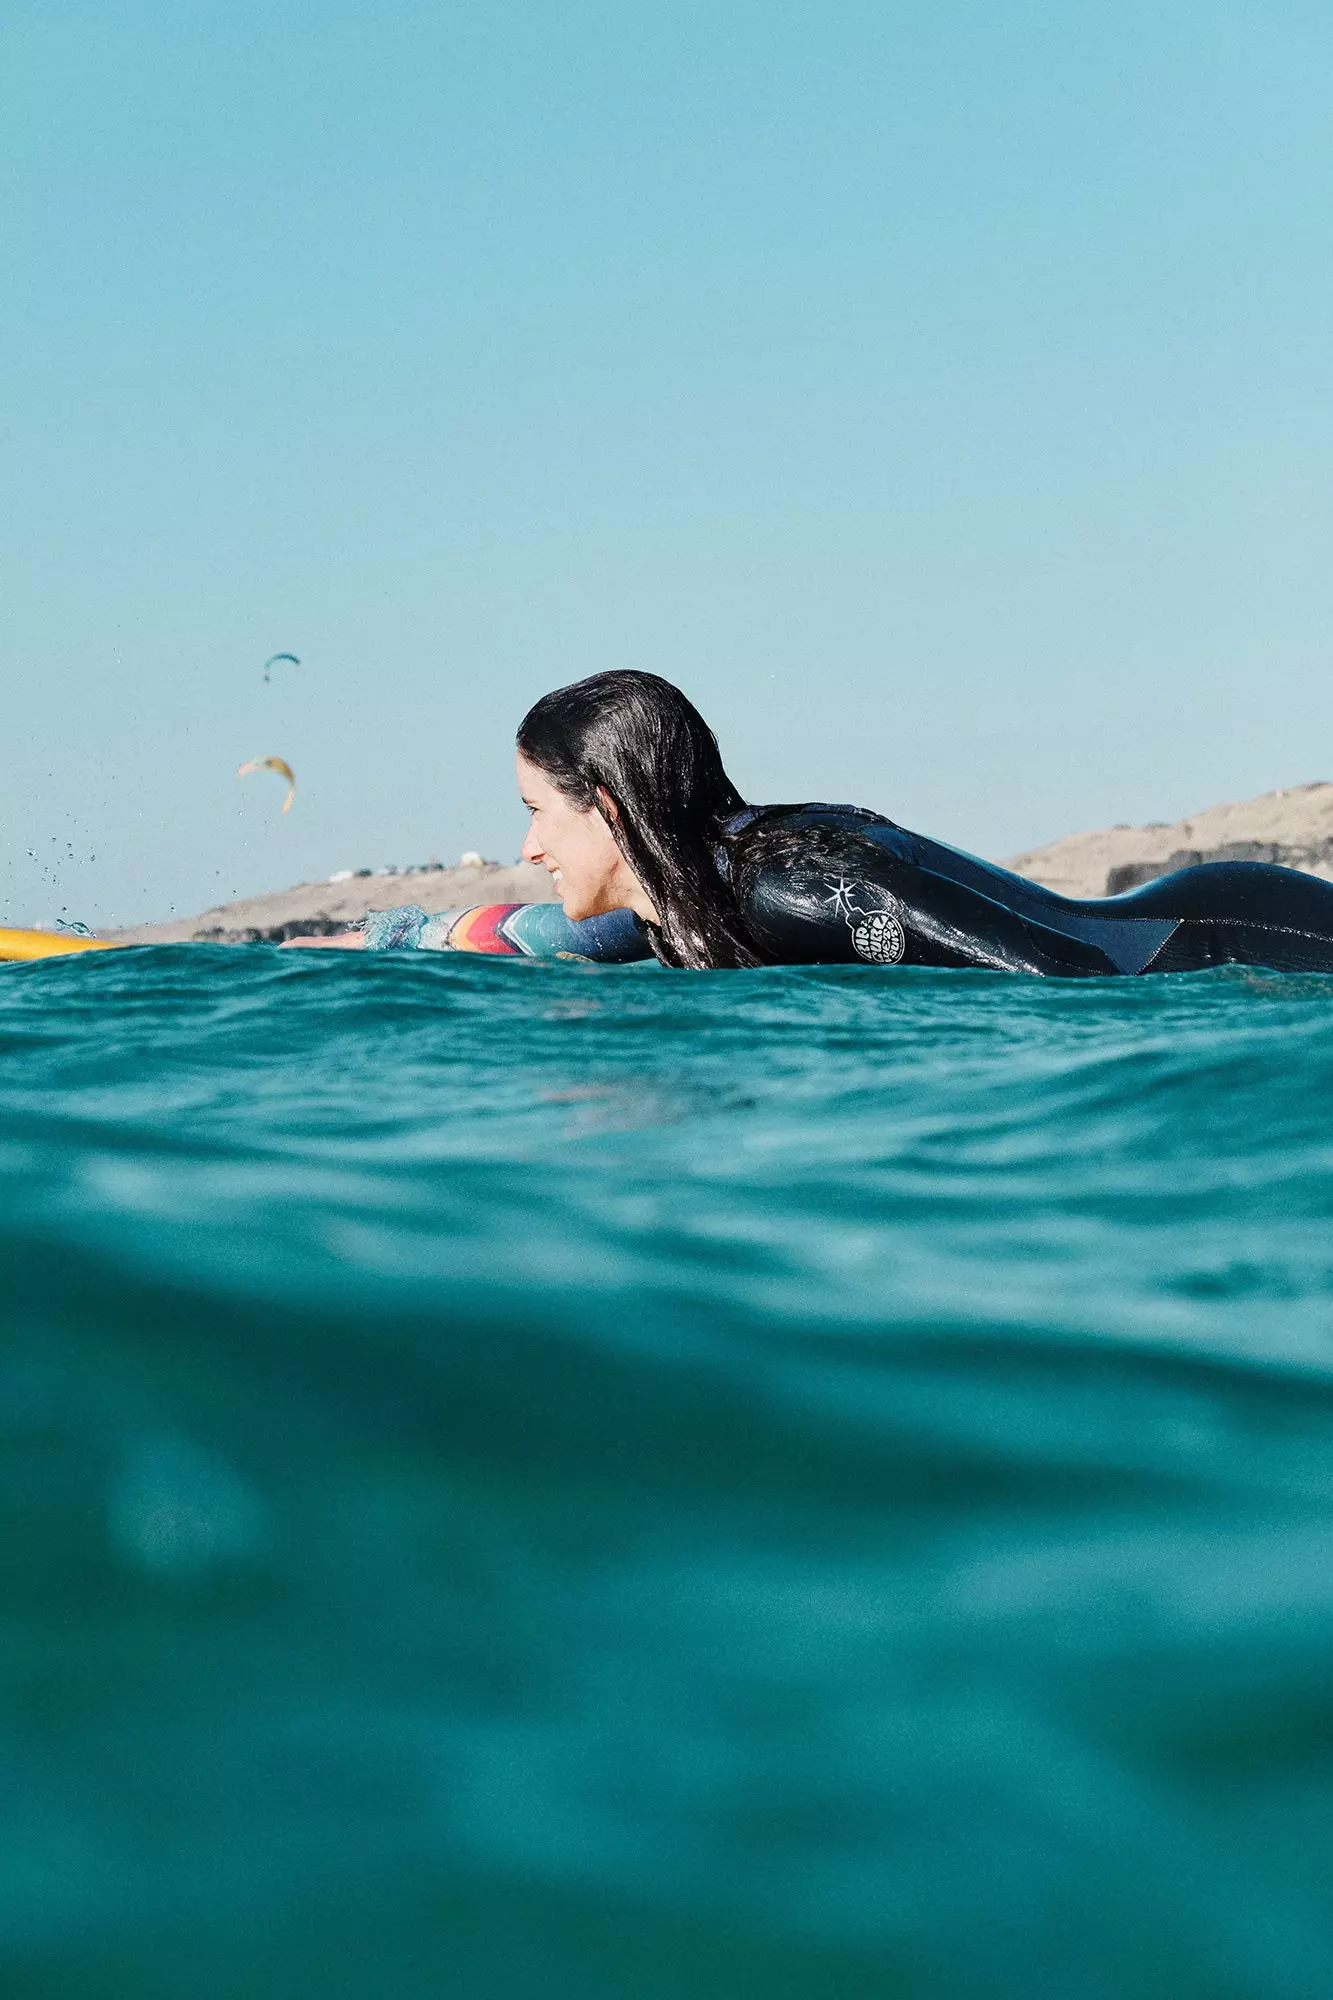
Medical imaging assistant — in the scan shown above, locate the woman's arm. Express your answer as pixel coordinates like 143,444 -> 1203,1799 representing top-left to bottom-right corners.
281,902 -> 652,962
281,932 -> 366,949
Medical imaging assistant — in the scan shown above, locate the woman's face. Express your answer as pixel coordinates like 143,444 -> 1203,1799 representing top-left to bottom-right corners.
517,751 -> 648,922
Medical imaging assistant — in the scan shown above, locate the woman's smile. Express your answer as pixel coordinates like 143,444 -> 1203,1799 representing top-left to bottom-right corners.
516,750 -> 656,924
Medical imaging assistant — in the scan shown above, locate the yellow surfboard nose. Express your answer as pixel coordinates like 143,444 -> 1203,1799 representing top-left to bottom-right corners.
0,927 -> 119,963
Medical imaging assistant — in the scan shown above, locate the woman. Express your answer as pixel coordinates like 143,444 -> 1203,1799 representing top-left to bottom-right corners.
286,671 -> 1333,975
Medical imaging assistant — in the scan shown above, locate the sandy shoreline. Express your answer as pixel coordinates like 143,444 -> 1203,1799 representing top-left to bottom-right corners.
87,780 -> 1333,944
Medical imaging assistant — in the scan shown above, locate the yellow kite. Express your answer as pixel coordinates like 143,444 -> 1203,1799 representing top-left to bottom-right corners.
237,756 -> 296,813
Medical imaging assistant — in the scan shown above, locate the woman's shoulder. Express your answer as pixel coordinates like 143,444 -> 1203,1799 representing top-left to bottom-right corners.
724,802 -> 918,862
725,800 -> 885,830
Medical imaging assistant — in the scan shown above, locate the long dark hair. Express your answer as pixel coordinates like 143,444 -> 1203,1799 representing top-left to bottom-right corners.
516,670 -> 764,968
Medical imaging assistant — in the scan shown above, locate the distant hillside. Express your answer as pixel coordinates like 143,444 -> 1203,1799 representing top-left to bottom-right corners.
1006,782 -> 1333,899
109,861 -> 558,944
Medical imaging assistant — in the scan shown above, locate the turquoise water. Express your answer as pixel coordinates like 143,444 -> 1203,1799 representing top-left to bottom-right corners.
4,946 -> 1333,1997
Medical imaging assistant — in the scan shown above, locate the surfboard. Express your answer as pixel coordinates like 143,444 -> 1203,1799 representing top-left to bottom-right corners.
0,928 -> 118,963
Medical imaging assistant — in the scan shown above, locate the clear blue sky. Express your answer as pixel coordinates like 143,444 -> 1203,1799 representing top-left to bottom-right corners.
5,0 -> 1331,927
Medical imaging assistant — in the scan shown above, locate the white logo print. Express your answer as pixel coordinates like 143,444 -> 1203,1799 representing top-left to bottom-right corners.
852,910 -> 906,963
824,877 -> 907,963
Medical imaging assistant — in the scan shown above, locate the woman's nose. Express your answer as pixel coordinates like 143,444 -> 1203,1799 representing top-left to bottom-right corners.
521,825 -> 544,864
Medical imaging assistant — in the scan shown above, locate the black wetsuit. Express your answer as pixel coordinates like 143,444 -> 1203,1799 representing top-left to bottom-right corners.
731,805 -> 1333,975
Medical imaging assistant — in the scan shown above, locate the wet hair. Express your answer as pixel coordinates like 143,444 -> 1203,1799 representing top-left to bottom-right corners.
516,670 -> 765,968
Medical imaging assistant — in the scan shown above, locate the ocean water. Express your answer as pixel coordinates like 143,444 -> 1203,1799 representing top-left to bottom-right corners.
4,946 -> 1333,1998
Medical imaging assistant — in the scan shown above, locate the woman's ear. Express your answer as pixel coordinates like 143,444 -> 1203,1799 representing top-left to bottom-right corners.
595,785 -> 621,824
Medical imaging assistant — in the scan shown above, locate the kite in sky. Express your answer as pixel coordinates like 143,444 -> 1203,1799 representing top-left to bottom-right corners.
238,756 -> 296,813
263,652 -> 300,683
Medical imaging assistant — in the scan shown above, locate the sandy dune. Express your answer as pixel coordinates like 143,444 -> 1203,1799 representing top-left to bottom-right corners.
1008,781 -> 1333,898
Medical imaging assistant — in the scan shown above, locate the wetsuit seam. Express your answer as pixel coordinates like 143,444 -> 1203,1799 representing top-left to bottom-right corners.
1168,918 -> 1329,939
1039,912 -> 1179,925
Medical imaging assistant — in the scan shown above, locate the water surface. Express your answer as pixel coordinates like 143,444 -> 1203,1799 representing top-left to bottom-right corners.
4,946 -> 1333,1997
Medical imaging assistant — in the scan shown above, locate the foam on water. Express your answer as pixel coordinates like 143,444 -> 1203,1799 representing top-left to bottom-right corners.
4,946 -> 1333,1996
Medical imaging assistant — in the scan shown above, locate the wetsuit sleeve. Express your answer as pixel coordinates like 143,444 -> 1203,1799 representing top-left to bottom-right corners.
360,902 -> 652,962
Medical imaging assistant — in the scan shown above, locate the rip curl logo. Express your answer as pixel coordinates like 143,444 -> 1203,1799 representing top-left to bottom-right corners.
825,877 -> 907,964
852,910 -> 906,963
